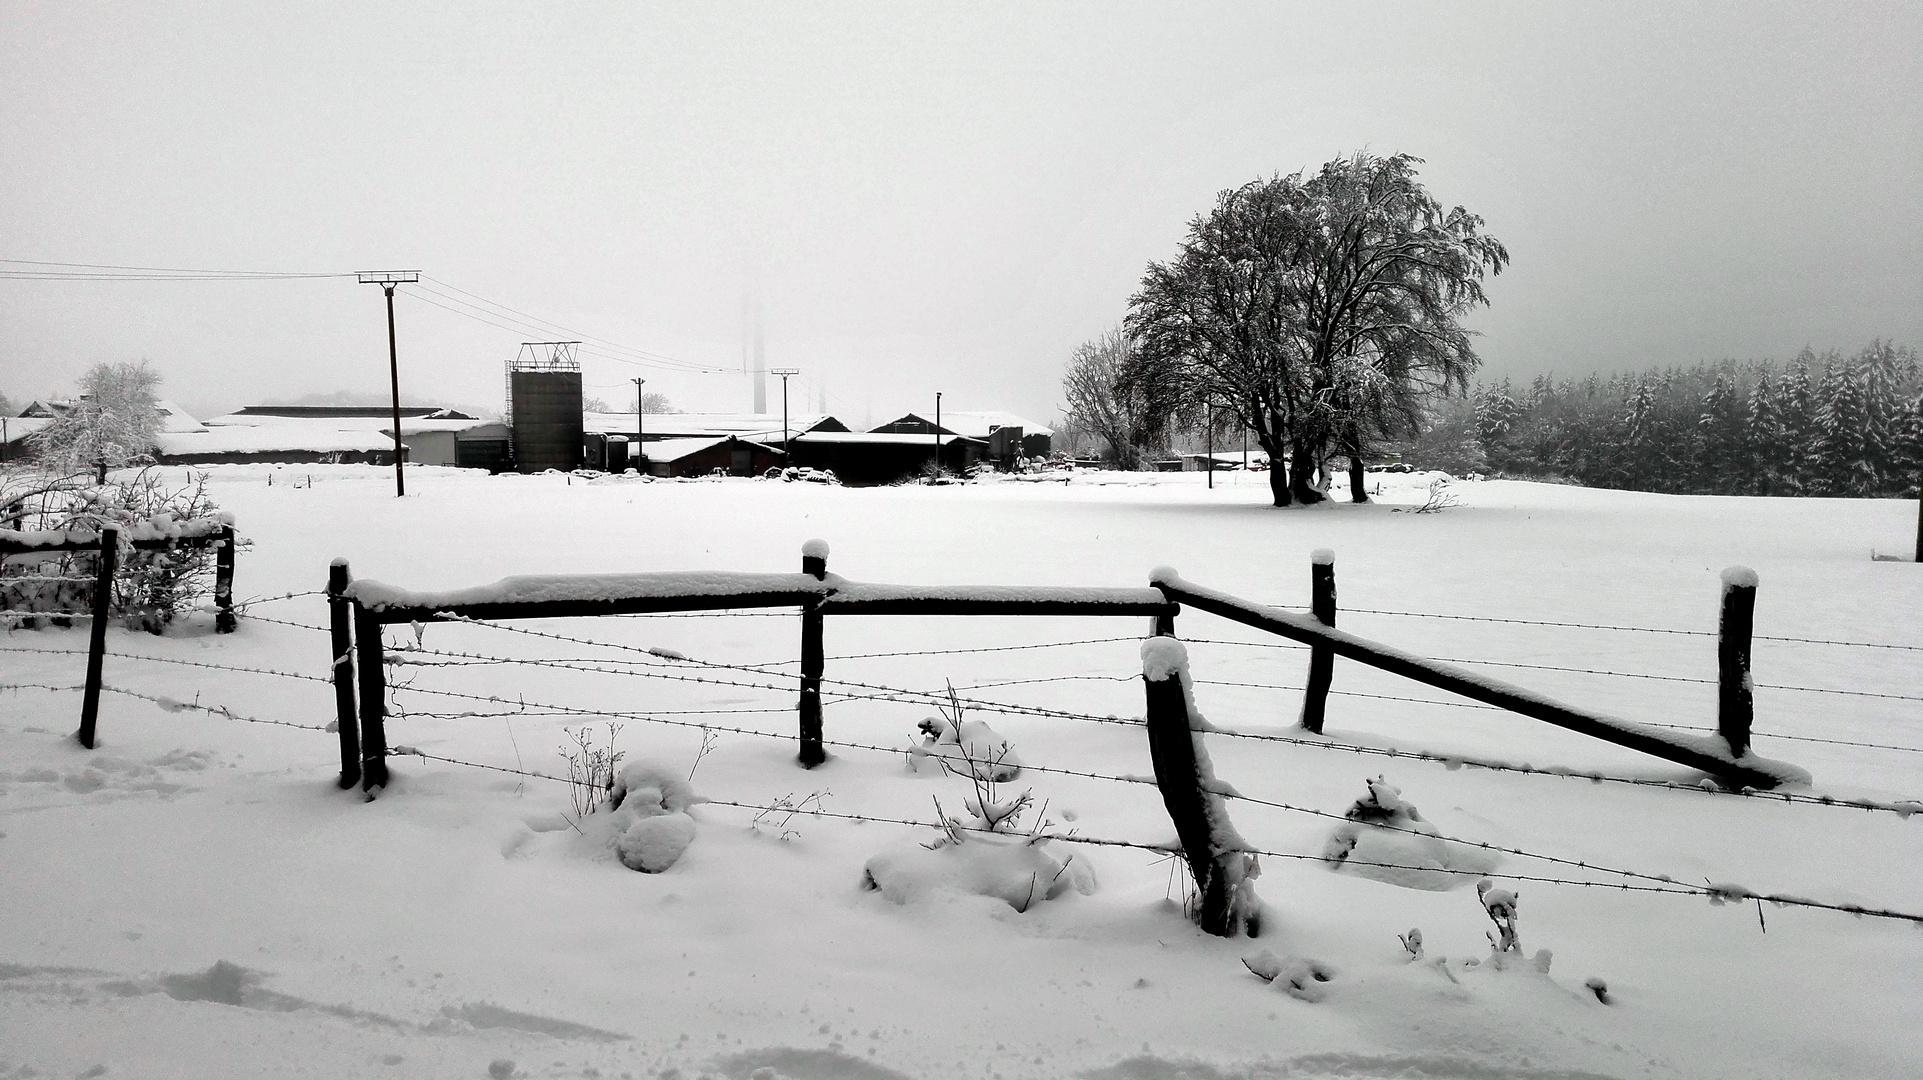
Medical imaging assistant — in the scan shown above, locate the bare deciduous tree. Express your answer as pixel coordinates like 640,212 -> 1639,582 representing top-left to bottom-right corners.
1061,327 -> 1159,470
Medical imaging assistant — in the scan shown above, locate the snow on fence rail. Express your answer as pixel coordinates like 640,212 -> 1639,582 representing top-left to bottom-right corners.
325,543 -> 1809,793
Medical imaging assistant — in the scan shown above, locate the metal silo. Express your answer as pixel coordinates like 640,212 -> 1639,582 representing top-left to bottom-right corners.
507,343 -> 584,473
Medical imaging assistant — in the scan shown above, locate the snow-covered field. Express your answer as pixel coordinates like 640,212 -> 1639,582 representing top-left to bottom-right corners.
4,466 -> 1919,1080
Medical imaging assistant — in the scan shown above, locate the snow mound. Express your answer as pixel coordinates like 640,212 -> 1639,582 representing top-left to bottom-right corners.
1323,777 -> 1500,891
1242,949 -> 1338,1002
862,832 -> 1095,911
606,760 -> 701,873
907,717 -> 1022,781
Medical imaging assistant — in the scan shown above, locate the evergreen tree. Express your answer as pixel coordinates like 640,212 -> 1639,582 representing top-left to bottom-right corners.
1814,363 -> 1874,495
1744,373 -> 1782,495
1776,362 -> 1817,494
1697,374 -> 1744,493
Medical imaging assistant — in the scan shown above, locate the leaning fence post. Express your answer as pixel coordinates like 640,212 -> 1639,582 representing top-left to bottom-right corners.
77,526 -> 119,749
214,523 -> 237,633
798,539 -> 828,767
328,560 -> 361,789
1299,548 -> 1336,734
1718,566 -> 1757,758
353,600 -> 390,790
1141,636 -> 1258,937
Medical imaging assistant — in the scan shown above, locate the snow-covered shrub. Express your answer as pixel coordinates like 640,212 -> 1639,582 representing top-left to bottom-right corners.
1321,776 -> 1500,891
862,829 -> 1095,911
605,760 -> 701,873
1478,878 -> 1521,954
1242,950 -> 1337,1003
906,682 -> 1023,782
1,466 -> 232,632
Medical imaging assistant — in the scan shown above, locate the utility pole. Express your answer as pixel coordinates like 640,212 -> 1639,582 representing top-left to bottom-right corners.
632,377 -> 647,442
772,368 -> 799,464
1206,401 -> 1214,490
358,270 -> 420,497
934,391 -> 943,474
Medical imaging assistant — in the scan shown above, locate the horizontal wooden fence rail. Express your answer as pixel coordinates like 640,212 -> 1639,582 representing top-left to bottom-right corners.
330,542 -> 1180,782
1148,568 -> 1794,791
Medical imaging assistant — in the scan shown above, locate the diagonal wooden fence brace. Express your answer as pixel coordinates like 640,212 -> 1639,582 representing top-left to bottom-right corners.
1151,569 -> 1795,790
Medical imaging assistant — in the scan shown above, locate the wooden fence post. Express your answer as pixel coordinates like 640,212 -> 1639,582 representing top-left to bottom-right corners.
1142,637 -> 1254,937
798,540 -> 828,767
1299,549 -> 1336,734
1718,566 -> 1757,758
77,526 -> 118,749
353,600 -> 390,790
214,524 -> 237,633
1150,566 -> 1179,636
328,560 -> 361,789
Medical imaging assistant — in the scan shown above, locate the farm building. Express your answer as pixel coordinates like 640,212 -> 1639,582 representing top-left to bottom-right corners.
637,436 -> 786,478
788,430 -> 984,485
156,405 -> 487,467
870,410 -> 1051,466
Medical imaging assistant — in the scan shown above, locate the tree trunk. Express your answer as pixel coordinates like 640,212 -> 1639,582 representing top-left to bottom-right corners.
1289,436 -> 1325,504
1348,454 -> 1368,503
1258,433 -> 1292,506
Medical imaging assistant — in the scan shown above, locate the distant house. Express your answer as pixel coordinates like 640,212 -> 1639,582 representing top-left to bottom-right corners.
871,411 -> 1052,465
639,436 -> 786,478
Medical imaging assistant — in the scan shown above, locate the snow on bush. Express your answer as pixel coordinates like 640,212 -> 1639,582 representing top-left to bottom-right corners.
1241,950 -> 1338,1002
605,760 -> 702,873
1321,776 -> 1500,891
904,683 -> 1023,782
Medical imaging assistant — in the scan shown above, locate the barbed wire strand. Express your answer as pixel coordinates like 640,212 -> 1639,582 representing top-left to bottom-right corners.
0,645 -> 332,683
1342,606 -> 1922,652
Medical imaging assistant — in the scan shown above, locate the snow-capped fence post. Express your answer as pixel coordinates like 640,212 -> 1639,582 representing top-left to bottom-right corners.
328,559 -> 361,789
77,526 -> 119,749
1142,637 -> 1256,937
1299,549 -> 1336,734
3,499 -> 22,531
798,540 -> 828,767
213,524 -> 237,633
1718,566 -> 1757,758
352,601 -> 389,790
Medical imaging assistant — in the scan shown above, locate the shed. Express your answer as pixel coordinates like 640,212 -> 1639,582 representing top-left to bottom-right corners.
639,436 -> 786,478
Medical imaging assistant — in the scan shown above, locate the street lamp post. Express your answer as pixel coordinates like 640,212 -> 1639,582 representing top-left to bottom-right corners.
934,391 -> 943,476
632,377 -> 646,470
357,270 -> 420,497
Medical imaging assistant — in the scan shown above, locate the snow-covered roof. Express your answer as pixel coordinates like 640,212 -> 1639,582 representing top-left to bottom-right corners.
794,431 -> 982,447
931,411 -> 1055,439
152,400 -> 202,433
584,412 -> 839,440
203,410 -> 484,434
156,427 -> 396,455
1,416 -> 54,442
383,419 -> 508,438
637,436 -> 784,463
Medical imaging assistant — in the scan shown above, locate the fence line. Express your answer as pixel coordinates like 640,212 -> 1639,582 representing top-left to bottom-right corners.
1423,655 -> 1923,702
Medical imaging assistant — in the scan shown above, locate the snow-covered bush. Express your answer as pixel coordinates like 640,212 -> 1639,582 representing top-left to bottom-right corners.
1242,950 -> 1337,1003
1,466 -> 232,632
1321,776 -> 1499,891
604,760 -> 701,873
905,683 -> 1023,782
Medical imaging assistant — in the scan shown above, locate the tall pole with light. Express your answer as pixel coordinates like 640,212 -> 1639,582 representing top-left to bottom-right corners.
357,270 -> 420,497
771,368 -> 799,464
934,391 -> 943,474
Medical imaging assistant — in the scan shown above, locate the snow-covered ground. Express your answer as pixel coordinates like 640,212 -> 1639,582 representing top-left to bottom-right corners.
3,465 -> 1919,1080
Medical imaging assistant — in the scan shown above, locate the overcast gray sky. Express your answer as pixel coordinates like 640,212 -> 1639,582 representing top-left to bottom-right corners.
3,1 -> 1918,426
